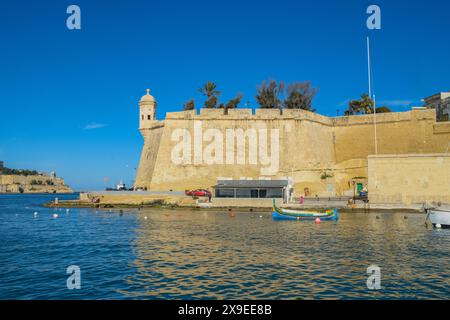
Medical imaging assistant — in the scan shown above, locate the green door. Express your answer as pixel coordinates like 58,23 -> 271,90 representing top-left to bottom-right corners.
357,183 -> 363,195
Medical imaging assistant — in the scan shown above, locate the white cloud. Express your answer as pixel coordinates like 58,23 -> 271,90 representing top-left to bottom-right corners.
379,100 -> 415,107
83,122 -> 106,130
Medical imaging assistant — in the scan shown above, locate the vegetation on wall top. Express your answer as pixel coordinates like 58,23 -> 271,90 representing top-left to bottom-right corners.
183,79 -> 318,114
344,94 -> 391,115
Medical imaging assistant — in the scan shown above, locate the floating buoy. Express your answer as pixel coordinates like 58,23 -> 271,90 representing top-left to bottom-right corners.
66,209 -> 70,213
34,212 -> 38,217
259,215 -> 263,218
436,224 -> 442,229
53,213 -> 59,219
315,218 -> 321,224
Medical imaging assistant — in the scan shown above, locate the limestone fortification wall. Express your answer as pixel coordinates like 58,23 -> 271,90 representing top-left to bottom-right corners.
135,108 -> 450,197
368,154 -> 450,205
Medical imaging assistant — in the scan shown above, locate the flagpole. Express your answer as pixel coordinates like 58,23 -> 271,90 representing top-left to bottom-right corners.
373,94 -> 378,155
367,36 -> 378,155
367,37 -> 372,99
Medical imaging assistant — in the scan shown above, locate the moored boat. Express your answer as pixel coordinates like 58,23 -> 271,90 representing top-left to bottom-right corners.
272,199 -> 338,221
426,208 -> 450,228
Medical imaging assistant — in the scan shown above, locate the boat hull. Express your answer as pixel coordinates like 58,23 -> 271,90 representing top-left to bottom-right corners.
272,208 -> 338,221
428,209 -> 450,228
271,199 -> 338,221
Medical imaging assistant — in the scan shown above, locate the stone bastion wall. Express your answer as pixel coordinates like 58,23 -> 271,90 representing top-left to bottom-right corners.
135,108 -> 450,197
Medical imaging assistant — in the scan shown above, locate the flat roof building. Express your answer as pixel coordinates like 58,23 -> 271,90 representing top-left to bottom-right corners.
424,91 -> 450,122
213,179 -> 290,199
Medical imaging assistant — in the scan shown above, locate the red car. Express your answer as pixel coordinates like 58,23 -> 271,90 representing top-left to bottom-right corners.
185,189 -> 211,197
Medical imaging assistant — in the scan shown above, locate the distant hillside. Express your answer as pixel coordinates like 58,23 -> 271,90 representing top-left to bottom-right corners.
0,166 -> 72,194
0,166 -> 39,176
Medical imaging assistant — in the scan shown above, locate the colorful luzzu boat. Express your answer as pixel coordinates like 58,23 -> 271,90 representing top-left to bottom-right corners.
272,199 -> 338,221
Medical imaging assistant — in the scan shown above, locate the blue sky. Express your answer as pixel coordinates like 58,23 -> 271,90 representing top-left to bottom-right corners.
0,0 -> 449,190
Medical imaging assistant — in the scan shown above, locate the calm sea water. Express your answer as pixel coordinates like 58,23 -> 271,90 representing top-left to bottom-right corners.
0,194 -> 448,299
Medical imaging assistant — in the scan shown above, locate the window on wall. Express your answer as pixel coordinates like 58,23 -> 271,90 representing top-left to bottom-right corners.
141,115 -> 144,120
147,115 -> 151,120
216,189 -> 235,198
235,189 -> 251,198
267,188 -> 283,198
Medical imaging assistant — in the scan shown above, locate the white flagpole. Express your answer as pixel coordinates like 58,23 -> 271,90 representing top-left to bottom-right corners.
367,36 -> 378,155
367,37 -> 372,99
373,94 -> 378,155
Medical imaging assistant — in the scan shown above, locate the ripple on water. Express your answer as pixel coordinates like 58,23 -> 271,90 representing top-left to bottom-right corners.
0,194 -> 449,299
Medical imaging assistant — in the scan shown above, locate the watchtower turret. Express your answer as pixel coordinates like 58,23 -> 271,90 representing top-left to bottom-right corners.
139,89 -> 156,130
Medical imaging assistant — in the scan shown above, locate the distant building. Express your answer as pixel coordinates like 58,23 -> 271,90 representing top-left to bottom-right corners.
0,161 -> 3,169
424,91 -> 450,122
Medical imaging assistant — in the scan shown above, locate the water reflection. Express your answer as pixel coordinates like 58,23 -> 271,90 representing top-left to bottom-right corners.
123,209 -> 450,299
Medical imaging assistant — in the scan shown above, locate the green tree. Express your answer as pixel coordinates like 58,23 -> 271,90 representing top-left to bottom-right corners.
183,99 -> 195,111
204,96 -> 218,109
345,94 -> 374,115
0,167 -> 38,176
198,81 -> 220,98
375,106 -> 391,113
256,80 -> 284,113
219,94 -> 243,115
199,82 -> 220,108
284,81 -> 317,111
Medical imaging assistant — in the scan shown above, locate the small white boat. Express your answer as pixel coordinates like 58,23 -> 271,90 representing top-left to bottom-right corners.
426,208 -> 450,228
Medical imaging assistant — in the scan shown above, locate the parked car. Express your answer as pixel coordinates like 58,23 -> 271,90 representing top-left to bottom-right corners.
185,189 -> 211,197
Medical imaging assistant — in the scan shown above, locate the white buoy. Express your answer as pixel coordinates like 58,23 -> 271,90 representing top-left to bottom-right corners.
259,215 -> 263,218
34,212 -> 38,217
436,223 -> 442,229
53,213 -> 59,219
66,209 -> 70,214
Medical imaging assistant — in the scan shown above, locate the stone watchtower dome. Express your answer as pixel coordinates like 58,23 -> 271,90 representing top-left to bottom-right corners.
139,89 -> 157,129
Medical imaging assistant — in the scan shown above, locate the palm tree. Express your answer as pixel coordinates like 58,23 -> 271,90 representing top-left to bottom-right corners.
345,94 -> 374,115
199,82 -> 220,99
199,82 -> 220,108
204,96 -> 218,109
